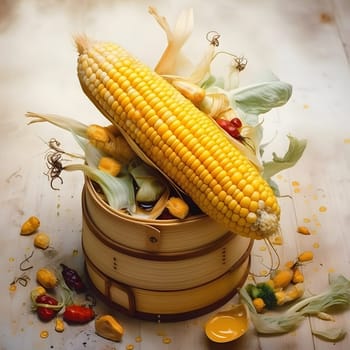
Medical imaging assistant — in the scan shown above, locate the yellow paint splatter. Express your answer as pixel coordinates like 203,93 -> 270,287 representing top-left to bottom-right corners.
135,336 -> 142,343
162,337 -> 172,344
294,188 -> 301,193
126,345 -> 134,350
303,104 -> 309,109
8,257 -> 15,263
319,206 -> 327,213
303,218 -> 311,223
313,242 -> 320,248
328,267 -> 335,273
343,138 -> 350,144
292,181 -> 300,187
72,249 -> 79,256
259,245 -> 267,251
40,330 -> 49,339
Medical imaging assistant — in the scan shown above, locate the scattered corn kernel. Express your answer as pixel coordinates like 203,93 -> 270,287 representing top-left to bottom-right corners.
55,318 -> 65,332
33,232 -> 50,250
298,250 -> 314,262
292,268 -> 304,283
20,216 -> 40,235
36,268 -> 58,289
271,268 -> 294,289
275,283 -> 304,305
165,197 -> 189,219
316,312 -> 335,321
30,286 -> 47,300
252,298 -> 266,313
95,315 -> 124,341
98,156 -> 122,177
297,226 -> 310,235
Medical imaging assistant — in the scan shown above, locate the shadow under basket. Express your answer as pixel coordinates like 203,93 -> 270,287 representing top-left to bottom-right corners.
82,178 -> 253,321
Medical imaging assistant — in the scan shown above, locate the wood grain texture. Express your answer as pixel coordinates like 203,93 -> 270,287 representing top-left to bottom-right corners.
0,0 -> 349,349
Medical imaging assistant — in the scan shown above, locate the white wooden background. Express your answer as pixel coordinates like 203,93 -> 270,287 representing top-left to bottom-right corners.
1,0 -> 350,349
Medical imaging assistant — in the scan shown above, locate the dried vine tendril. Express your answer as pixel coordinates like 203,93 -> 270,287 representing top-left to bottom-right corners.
10,274 -> 31,287
9,251 -> 35,289
232,55 -> 248,72
44,138 -> 65,190
206,31 -> 221,46
20,250 -> 35,271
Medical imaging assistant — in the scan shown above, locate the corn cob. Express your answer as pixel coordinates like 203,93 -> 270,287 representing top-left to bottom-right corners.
75,35 -> 280,239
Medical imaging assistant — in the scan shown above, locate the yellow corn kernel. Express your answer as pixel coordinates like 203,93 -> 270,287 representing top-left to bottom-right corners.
95,315 -> 124,341
98,156 -> 122,176
75,36 -> 281,239
298,250 -> 314,262
271,268 -> 294,289
252,298 -> 266,313
165,197 -> 189,219
36,268 -> 58,289
33,232 -> 50,250
86,124 -> 136,163
292,268 -> 304,283
276,283 -> 304,305
20,216 -> 40,235
297,226 -> 310,235
30,286 -> 47,300
55,318 -> 65,332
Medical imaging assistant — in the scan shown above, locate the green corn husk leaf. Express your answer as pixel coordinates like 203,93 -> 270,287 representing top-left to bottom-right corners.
230,80 -> 292,115
65,163 -> 135,213
128,158 -> 167,203
262,135 -> 307,181
240,274 -> 350,337
312,328 -> 347,342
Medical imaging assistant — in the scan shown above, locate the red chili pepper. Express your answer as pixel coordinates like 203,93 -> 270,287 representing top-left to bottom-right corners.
36,295 -> 59,322
63,305 -> 95,324
60,264 -> 86,293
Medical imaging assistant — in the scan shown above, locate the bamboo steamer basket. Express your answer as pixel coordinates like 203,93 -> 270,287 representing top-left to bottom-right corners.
84,178 -> 230,253
82,178 -> 253,321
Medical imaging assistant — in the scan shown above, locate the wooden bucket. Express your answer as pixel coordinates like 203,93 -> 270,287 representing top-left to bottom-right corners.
82,178 -> 253,321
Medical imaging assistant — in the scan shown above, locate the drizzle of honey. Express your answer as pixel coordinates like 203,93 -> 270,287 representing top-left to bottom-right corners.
40,330 -> 49,339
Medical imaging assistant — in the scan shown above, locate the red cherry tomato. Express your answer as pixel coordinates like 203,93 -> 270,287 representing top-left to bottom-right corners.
230,117 -> 242,128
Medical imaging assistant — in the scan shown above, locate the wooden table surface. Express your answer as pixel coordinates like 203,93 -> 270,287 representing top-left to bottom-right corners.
1,0 -> 350,349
